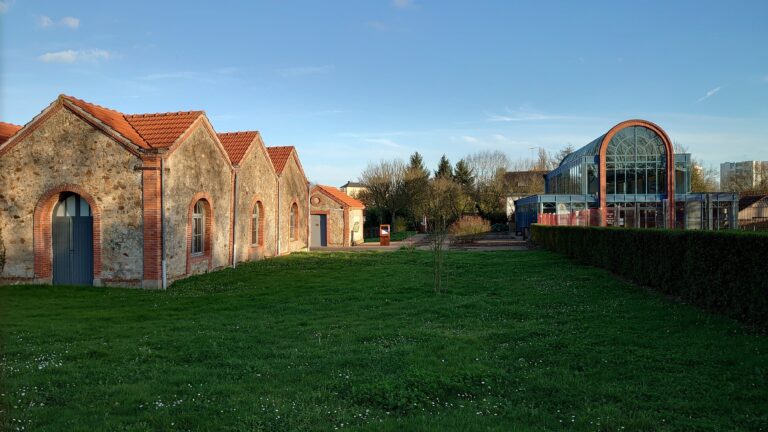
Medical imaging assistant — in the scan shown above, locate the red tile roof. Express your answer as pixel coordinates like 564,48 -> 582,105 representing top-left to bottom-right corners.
314,185 -> 365,208
0,122 -> 22,144
266,146 -> 295,174
217,131 -> 258,165
125,111 -> 203,149
61,95 -> 203,150
62,95 -> 150,149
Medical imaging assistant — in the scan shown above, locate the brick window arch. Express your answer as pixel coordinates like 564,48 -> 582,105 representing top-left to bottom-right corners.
33,184 -> 102,283
186,193 -> 213,273
251,199 -> 265,247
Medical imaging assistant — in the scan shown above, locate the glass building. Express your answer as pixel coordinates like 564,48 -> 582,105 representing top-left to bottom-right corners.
515,120 -> 738,234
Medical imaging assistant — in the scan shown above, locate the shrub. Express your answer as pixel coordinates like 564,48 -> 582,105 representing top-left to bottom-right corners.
531,225 -> 768,328
449,216 -> 490,244
491,223 -> 508,233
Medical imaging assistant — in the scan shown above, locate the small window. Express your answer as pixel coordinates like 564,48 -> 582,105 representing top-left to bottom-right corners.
290,203 -> 298,240
251,202 -> 261,246
192,200 -> 204,255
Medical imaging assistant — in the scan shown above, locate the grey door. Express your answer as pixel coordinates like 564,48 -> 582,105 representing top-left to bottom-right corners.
52,193 -> 93,286
311,214 -> 327,247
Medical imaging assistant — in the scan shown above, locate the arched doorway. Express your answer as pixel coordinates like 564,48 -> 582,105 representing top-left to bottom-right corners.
52,192 -> 94,285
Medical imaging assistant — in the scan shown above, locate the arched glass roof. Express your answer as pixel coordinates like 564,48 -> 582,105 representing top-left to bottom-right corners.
557,121 -> 667,167
558,134 -> 605,166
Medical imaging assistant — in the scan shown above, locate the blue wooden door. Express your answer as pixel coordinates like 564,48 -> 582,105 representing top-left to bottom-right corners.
52,194 -> 93,286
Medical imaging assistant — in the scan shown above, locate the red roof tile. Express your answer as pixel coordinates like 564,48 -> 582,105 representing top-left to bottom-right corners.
61,94 -> 203,150
125,111 -> 202,149
314,185 -> 365,208
61,95 -> 150,149
217,131 -> 258,165
266,146 -> 295,174
0,122 -> 22,144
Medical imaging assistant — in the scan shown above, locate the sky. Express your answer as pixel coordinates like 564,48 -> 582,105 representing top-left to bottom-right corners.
1,0 -> 767,186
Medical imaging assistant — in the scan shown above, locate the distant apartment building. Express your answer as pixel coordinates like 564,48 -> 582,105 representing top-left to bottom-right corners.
339,181 -> 367,199
720,160 -> 768,191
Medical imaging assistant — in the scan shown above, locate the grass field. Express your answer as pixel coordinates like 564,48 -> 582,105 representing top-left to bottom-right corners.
1,251 -> 766,431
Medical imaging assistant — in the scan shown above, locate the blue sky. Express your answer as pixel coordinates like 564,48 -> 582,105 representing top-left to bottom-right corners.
2,0 -> 767,185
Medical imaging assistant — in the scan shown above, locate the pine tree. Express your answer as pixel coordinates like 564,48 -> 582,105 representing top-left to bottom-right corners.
453,159 -> 475,190
435,154 -> 453,179
408,152 -> 430,180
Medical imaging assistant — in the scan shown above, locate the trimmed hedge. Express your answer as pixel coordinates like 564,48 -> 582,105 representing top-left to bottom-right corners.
532,225 -> 768,328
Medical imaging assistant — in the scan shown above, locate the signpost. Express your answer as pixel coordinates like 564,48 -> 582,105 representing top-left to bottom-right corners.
379,224 -> 390,246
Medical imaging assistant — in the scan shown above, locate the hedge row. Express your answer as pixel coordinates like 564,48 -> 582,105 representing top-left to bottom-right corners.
531,225 -> 768,328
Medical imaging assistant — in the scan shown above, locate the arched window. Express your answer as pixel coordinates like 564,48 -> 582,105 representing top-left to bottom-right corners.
290,202 -> 299,240
192,200 -> 205,255
251,201 -> 264,246
605,126 -> 667,195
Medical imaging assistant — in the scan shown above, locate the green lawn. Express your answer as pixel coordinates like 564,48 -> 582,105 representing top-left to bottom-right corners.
1,251 -> 766,431
364,230 -> 417,243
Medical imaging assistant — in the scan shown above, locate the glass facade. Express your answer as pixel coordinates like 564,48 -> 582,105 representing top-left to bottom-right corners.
605,126 -> 667,195
514,121 -> 737,233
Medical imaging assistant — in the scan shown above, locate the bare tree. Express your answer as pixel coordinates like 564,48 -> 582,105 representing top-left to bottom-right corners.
359,159 -> 408,229
465,150 -> 510,185
465,150 -> 511,215
724,162 -> 768,195
675,142 -> 719,192
419,178 -> 462,294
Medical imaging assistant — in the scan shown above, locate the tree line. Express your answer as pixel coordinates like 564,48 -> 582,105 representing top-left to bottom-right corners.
358,149 -> 559,231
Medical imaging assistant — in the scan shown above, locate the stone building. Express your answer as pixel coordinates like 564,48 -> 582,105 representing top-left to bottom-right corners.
309,185 -> 365,247
0,95 -> 309,288
266,146 -> 310,255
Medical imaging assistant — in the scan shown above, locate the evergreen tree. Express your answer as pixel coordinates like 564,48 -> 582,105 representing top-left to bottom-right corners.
453,159 -> 475,190
435,154 -> 453,179
408,152 -> 431,180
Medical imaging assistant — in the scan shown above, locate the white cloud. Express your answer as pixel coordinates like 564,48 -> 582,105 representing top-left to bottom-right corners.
216,67 -> 240,75
461,135 -> 479,143
485,106 -> 570,122
38,49 -> 112,64
280,65 -> 334,77
60,16 -> 80,29
393,0 -> 414,8
364,138 -> 405,149
367,21 -> 390,31
0,0 -> 14,13
139,71 -> 198,81
696,86 -> 721,103
39,16 -> 80,29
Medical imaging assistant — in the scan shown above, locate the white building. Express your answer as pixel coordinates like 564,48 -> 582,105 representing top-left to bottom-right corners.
720,160 -> 768,191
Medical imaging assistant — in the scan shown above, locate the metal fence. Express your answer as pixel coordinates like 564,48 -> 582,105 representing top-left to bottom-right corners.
739,198 -> 768,231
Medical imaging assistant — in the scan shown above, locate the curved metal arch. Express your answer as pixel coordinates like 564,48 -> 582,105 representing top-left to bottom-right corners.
597,119 -> 676,227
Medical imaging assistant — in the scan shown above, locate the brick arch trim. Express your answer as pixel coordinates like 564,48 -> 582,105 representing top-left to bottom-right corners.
186,192 -> 214,274
249,196 -> 266,248
289,199 -> 300,241
597,119 -> 675,227
34,184 -> 102,281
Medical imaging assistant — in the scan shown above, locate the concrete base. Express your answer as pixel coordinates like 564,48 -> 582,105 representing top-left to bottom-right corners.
141,279 -> 164,289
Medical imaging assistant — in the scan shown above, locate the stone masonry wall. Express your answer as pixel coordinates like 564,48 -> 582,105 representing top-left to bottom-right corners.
234,145 -> 278,262
310,192 -> 344,246
279,156 -> 309,253
349,208 -> 364,245
0,107 -> 144,283
164,125 -> 233,280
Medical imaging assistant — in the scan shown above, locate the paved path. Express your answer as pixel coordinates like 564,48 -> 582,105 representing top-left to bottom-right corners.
449,231 -> 528,251
311,233 -> 429,252
311,232 -> 528,252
